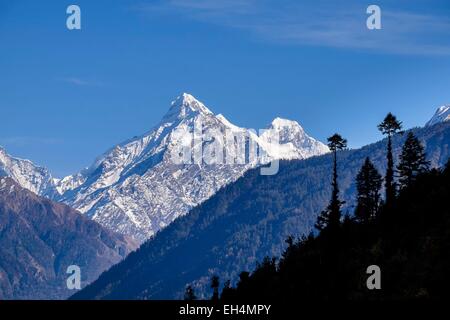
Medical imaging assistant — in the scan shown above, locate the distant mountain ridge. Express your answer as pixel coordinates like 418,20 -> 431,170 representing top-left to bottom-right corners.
0,94 -> 329,242
426,105 -> 450,127
71,121 -> 450,300
0,147 -> 57,196
52,93 -> 328,242
1,99 -> 448,243
0,177 -> 137,300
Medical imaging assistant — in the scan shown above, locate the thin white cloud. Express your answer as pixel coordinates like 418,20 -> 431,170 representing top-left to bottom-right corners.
60,77 -> 104,87
133,0 -> 450,55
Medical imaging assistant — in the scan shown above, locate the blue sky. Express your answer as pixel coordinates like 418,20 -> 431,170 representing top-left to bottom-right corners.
1,0 -> 450,177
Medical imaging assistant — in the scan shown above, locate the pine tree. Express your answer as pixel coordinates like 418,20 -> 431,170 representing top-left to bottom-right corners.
397,132 -> 429,189
184,285 -> 197,300
315,134 -> 347,231
220,280 -> 233,301
355,157 -> 383,223
378,113 -> 402,205
211,275 -> 220,301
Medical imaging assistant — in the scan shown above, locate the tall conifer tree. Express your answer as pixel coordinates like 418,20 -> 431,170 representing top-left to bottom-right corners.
397,132 -> 429,189
378,113 -> 402,205
315,134 -> 347,231
211,275 -> 220,301
355,157 -> 383,223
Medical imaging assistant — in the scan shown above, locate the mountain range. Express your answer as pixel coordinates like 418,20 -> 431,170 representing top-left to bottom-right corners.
1,95 -> 449,300
1,93 -> 329,242
71,119 -> 450,300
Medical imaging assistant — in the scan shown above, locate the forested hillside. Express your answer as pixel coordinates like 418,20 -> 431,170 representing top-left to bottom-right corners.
0,178 -> 136,299
72,122 -> 450,300
221,161 -> 450,300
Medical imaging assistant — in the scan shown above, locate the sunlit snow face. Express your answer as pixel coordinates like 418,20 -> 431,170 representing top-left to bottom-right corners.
169,117 -> 281,175
0,93 -> 329,241
171,124 -> 193,147
426,106 -> 450,127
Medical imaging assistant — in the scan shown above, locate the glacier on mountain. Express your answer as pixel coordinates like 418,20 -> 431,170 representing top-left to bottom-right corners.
426,106 -> 450,127
0,147 -> 56,196
0,93 -> 329,242
53,93 -> 329,241
4,97 -> 448,242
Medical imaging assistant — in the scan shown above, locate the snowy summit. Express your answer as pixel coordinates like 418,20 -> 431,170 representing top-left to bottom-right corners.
426,105 -> 450,127
0,93 -> 329,242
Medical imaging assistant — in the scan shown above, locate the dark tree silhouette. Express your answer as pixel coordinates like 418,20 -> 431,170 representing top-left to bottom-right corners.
223,157 -> 450,301
378,113 -> 403,205
315,133 -> 347,231
211,275 -> 220,301
397,132 -> 430,189
355,157 -> 383,223
184,285 -> 197,300
220,280 -> 232,300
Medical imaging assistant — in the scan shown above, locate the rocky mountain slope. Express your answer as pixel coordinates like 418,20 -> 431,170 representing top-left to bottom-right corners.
0,94 -> 329,242
71,120 -> 450,300
0,177 -> 137,300
74,115 -> 450,299
0,147 -> 57,197
426,105 -> 450,127
53,93 -> 329,242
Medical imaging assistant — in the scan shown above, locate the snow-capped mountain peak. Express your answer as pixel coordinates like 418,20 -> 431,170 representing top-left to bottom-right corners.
426,105 -> 450,127
0,93 -> 329,242
51,94 -> 330,241
164,93 -> 213,121
0,146 -> 56,196
259,117 -> 329,160
269,117 -> 304,131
